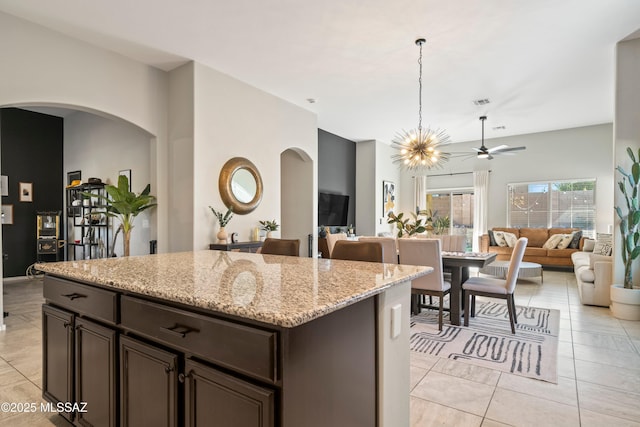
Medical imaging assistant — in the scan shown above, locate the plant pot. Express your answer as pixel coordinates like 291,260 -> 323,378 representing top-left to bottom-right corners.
217,227 -> 228,243
610,284 -> 640,321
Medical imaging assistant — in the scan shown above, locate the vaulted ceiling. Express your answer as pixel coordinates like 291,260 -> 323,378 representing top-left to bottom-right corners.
1,0 -> 639,143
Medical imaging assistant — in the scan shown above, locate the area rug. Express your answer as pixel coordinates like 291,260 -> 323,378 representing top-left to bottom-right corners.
410,301 -> 559,383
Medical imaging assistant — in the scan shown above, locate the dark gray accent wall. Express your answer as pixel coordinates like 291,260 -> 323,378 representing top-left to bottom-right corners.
1,108 -> 64,277
318,129 -> 356,228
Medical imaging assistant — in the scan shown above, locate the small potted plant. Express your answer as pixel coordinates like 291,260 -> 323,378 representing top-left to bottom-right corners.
259,219 -> 279,238
210,206 -> 233,242
612,147 -> 640,320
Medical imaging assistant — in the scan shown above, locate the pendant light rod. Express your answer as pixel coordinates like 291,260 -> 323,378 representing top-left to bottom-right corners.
416,38 -> 425,134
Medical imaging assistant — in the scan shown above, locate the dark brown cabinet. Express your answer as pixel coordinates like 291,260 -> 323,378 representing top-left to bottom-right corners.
42,305 -> 117,426
120,336 -> 178,427
42,304 -> 74,423
184,359 -> 274,427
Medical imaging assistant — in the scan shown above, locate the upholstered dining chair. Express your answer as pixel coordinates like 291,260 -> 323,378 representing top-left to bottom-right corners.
358,237 -> 398,264
331,240 -> 384,263
261,238 -> 300,256
325,232 -> 348,258
397,238 -> 451,331
462,237 -> 528,334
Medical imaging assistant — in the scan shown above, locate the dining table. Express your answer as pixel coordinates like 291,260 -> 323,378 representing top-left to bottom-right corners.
441,251 -> 497,326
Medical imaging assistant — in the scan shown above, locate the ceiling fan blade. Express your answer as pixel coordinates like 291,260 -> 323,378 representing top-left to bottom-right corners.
487,144 -> 509,153
471,147 -> 483,153
496,146 -> 526,153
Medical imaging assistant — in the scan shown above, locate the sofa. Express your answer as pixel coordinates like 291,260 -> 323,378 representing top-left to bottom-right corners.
571,245 -> 612,306
479,227 -> 583,267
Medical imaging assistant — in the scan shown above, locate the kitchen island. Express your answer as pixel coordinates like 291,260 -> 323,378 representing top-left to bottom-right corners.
36,250 -> 431,427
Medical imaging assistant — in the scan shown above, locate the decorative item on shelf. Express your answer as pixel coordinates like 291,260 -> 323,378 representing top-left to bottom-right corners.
611,147 -> 640,320
387,211 -> 428,238
259,219 -> 279,238
318,226 -> 327,239
210,206 -> 234,243
347,224 -> 355,237
391,38 -> 450,171
83,175 -> 156,257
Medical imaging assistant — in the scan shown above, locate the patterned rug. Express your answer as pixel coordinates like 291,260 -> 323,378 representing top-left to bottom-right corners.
410,301 -> 559,383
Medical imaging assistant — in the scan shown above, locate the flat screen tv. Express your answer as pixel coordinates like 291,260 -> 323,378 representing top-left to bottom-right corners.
318,192 -> 349,226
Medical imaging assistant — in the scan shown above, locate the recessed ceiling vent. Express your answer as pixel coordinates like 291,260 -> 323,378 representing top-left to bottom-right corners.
492,126 -> 506,130
472,98 -> 491,106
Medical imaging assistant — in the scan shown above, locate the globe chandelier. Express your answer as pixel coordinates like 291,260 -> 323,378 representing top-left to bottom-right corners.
391,38 -> 451,170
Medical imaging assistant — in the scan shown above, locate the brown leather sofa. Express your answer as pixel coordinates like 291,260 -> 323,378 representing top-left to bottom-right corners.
479,227 -> 584,267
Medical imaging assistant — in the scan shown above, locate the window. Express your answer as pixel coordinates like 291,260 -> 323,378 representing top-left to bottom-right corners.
427,190 -> 474,250
508,180 -> 596,237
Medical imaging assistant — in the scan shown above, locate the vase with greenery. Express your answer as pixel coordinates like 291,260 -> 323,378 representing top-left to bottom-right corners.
210,206 -> 234,242
387,212 -> 427,238
259,219 -> 279,238
612,146 -> 640,320
84,175 -> 156,257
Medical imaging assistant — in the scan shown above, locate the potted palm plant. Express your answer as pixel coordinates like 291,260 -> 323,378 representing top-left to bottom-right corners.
86,175 -> 156,257
612,147 -> 640,320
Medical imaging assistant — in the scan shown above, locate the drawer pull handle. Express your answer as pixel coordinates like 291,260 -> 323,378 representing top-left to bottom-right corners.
159,324 -> 199,338
62,293 -> 87,301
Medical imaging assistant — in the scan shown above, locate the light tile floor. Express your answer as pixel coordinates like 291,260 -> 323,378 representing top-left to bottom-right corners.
410,270 -> 640,427
0,271 -> 639,426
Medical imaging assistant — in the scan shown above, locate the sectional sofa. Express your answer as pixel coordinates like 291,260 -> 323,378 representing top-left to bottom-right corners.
479,227 -> 583,267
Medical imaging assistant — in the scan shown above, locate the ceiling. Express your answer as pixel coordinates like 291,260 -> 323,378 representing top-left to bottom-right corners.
1,0 -> 639,144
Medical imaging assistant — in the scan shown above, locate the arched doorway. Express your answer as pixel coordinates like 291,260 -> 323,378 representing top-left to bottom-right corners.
280,148 -> 314,257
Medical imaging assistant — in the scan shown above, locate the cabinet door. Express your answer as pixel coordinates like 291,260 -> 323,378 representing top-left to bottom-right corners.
184,359 -> 274,427
120,336 -> 179,427
42,304 -> 74,422
75,318 -> 117,427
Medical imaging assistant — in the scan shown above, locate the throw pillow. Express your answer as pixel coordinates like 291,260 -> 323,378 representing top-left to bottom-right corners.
488,230 -> 497,246
593,241 -> 613,256
493,231 -> 509,247
543,234 -> 563,249
556,233 -> 576,250
569,230 -> 582,249
593,233 -> 613,256
583,239 -> 596,252
503,231 -> 518,247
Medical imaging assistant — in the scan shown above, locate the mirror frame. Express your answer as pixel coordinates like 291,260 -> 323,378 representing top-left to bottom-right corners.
219,157 -> 263,214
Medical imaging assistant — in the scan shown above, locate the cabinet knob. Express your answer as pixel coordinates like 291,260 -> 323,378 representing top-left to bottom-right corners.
165,365 -> 175,374
178,373 -> 185,383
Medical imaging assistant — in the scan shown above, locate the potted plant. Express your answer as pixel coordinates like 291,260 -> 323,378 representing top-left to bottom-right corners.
612,146 -> 640,320
85,175 -> 156,257
210,206 -> 234,242
387,212 -> 427,238
259,219 -> 279,238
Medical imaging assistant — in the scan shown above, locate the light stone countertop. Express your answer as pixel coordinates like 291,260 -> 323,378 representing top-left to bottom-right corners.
36,250 -> 432,328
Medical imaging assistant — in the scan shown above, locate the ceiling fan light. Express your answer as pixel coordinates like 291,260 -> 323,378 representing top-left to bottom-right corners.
478,152 -> 489,159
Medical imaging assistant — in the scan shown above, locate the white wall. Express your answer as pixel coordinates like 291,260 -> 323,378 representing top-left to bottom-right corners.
614,34 -> 640,284
191,63 -> 317,250
168,63 -> 195,252
64,111 -> 153,256
355,140 -> 401,236
394,124 -> 614,234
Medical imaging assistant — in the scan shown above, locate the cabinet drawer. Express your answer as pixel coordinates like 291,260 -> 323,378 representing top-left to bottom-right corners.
121,296 -> 278,383
44,276 -> 118,324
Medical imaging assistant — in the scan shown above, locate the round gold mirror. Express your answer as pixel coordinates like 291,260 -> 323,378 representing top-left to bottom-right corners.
219,157 -> 263,214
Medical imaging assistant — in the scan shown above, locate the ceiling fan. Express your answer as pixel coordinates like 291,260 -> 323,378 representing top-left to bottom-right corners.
473,116 -> 526,159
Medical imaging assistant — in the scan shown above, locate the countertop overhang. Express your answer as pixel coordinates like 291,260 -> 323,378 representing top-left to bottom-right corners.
36,250 -> 432,328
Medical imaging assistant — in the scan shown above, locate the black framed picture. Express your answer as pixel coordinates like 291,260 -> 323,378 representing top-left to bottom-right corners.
67,170 -> 81,186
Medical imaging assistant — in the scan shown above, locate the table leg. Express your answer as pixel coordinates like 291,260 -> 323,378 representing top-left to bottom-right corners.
449,266 -> 470,326
450,267 -> 462,326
